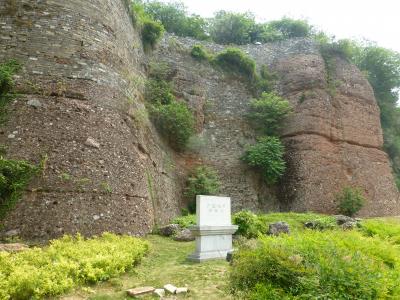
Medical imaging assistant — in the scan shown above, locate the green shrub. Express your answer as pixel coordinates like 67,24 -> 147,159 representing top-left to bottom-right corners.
141,19 -> 164,50
232,210 -> 267,239
210,11 -> 256,45
242,136 -> 286,184
337,186 -> 365,217
0,233 -> 149,299
191,45 -> 211,61
145,79 -> 174,105
172,214 -> 196,228
150,100 -> 194,151
213,48 -> 256,80
247,92 -> 292,136
143,1 -> 208,40
230,230 -> 400,299
267,18 -> 312,39
0,158 -> 39,220
184,166 -> 220,213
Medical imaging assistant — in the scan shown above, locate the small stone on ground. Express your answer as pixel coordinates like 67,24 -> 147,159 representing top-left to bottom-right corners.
0,243 -> 28,252
173,229 -> 194,242
176,287 -> 188,294
159,224 -> 180,237
154,288 -> 165,297
268,221 -> 290,236
164,284 -> 177,294
127,286 -> 155,297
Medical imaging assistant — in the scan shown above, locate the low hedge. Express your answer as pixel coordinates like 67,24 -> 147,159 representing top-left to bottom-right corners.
0,233 -> 149,299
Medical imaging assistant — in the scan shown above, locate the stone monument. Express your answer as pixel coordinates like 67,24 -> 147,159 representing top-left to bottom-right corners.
188,195 -> 238,262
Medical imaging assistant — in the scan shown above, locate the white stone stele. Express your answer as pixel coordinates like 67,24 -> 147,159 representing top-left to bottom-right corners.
188,195 -> 238,262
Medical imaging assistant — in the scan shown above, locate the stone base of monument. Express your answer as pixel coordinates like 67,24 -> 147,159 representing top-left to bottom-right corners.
188,225 -> 238,262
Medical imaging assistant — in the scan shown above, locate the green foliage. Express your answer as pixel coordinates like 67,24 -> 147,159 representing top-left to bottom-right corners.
145,79 -> 174,105
143,1 -> 208,40
0,158 -> 39,220
150,100 -> 195,151
210,11 -> 256,45
213,48 -> 256,80
267,18 -> 312,39
242,136 -> 286,184
0,233 -> 149,300
336,186 -> 365,217
184,166 -> 220,213
230,230 -> 400,299
360,219 -> 400,245
191,45 -> 211,61
171,214 -> 196,228
247,92 -> 292,135
141,19 -> 164,50
232,210 -> 267,239
0,60 -> 21,124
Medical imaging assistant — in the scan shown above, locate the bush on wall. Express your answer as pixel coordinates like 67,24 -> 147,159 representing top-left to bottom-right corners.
185,166 -> 220,213
247,92 -> 292,136
213,48 -> 256,80
336,186 -> 365,217
242,136 -> 286,184
150,100 -> 195,151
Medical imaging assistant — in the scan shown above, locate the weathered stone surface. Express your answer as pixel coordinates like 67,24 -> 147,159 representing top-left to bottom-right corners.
159,224 -> 180,237
154,288 -> 165,297
176,287 -> 188,294
0,243 -> 28,252
268,222 -> 290,236
163,284 -> 177,294
334,215 -> 356,225
173,229 -> 194,242
0,0 -> 183,239
127,286 -> 155,297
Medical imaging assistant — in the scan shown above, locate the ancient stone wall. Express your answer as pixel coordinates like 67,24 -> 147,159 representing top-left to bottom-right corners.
154,35 -> 400,216
0,0 -> 184,239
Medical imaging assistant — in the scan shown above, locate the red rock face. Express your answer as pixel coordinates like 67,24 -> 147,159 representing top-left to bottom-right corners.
276,54 -> 400,216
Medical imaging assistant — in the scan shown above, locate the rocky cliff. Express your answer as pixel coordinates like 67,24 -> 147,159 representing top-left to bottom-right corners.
0,0 -> 399,239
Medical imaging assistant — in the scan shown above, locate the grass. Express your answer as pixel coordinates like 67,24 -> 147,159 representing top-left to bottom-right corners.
58,235 -> 230,300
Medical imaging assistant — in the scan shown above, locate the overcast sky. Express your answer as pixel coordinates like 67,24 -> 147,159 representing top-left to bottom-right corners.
163,0 -> 400,53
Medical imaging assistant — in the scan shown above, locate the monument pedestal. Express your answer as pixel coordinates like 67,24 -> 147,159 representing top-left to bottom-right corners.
188,196 -> 238,262
188,225 -> 238,262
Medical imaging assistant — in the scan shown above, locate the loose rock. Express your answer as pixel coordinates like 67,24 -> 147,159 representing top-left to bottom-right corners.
176,287 -> 188,294
154,289 -> 165,298
173,229 -> 194,242
127,286 -> 155,297
163,284 -> 177,294
268,222 -> 290,236
84,137 -> 100,149
27,99 -> 42,108
159,224 -> 180,237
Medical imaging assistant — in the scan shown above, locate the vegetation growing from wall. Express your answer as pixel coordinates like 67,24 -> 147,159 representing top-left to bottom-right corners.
150,101 -> 194,151
144,64 -> 195,151
247,92 -> 293,136
0,60 -> 21,124
242,136 -> 286,184
184,166 -> 220,213
0,233 -> 149,300
0,157 -> 39,220
213,48 -> 256,80
336,186 -> 365,217
190,45 -> 211,61
130,1 -> 165,50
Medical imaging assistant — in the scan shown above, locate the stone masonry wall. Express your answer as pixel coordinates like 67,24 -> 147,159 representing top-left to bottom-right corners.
154,34 -> 400,217
0,0 -> 184,239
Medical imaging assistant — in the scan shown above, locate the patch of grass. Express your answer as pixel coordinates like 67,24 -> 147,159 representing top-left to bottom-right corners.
0,59 -> 22,125
0,233 -> 149,300
60,235 -> 230,300
360,218 -> 400,244
191,45 -> 212,61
